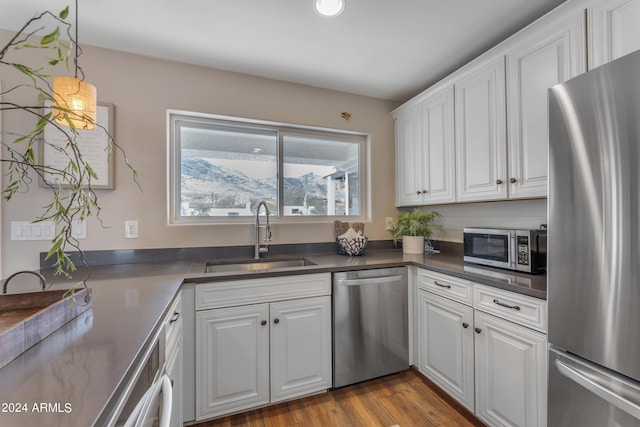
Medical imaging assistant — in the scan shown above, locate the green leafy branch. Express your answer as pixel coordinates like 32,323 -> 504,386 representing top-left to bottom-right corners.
0,7 -> 140,287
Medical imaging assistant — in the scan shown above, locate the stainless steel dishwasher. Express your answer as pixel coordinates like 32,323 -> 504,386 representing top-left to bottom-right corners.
332,267 -> 409,388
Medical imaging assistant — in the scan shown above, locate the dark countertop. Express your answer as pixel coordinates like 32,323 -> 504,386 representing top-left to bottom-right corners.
0,249 -> 545,427
184,249 -> 547,300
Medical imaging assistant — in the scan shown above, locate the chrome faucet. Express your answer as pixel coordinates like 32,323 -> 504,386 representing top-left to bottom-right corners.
254,201 -> 271,259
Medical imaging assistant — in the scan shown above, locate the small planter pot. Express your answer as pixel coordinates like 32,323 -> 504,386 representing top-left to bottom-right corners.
402,235 -> 425,255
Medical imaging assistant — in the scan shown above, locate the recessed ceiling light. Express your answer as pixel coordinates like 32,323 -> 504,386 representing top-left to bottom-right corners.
314,0 -> 345,17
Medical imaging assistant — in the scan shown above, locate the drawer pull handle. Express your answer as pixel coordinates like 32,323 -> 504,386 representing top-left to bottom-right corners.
434,281 -> 451,289
169,312 -> 180,324
462,322 -> 469,329
493,299 -> 521,311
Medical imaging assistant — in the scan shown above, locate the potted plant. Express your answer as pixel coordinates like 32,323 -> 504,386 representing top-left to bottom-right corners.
388,209 -> 441,254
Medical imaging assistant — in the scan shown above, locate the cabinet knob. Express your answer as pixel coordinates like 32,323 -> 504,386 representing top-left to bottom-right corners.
261,320 -> 267,326
273,318 -> 280,324
422,189 -> 428,194
474,327 -> 482,334
496,179 -> 503,185
510,177 -> 517,184
462,322 -> 469,328
416,191 -> 422,195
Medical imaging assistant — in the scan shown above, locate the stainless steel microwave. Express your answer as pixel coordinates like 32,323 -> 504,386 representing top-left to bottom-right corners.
463,227 -> 547,274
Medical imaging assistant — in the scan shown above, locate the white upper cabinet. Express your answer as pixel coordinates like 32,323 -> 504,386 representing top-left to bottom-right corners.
455,56 -> 508,202
393,84 -> 456,207
394,104 -> 426,206
588,0 -> 640,69
506,12 -> 586,199
422,86 -> 456,205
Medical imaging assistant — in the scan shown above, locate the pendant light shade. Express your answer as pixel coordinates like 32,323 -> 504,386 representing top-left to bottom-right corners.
315,0 -> 345,17
53,76 -> 97,130
52,0 -> 97,130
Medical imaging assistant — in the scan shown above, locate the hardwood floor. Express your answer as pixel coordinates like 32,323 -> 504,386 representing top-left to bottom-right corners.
194,369 -> 485,427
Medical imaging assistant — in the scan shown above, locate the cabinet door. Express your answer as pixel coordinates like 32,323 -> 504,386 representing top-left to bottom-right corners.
270,296 -> 332,403
195,304 -> 270,420
395,104 -> 426,206
417,290 -> 474,410
422,86 -> 456,204
166,331 -> 183,427
588,0 -> 640,69
474,310 -> 547,427
455,56 -> 507,202
507,13 -> 585,199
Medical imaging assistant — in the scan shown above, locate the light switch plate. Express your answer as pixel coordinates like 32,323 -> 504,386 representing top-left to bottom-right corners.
71,220 -> 87,240
11,221 -> 55,241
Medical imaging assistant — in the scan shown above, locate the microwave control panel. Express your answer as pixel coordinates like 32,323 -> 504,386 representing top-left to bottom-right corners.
517,236 -> 530,266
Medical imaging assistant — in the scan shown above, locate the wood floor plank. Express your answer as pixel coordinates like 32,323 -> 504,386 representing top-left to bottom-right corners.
194,369 -> 486,427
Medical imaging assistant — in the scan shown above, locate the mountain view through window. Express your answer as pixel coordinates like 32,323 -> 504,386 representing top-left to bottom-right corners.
170,113 -> 365,222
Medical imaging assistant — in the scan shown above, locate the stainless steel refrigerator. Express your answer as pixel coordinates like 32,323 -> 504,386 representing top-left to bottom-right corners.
548,49 -> 640,426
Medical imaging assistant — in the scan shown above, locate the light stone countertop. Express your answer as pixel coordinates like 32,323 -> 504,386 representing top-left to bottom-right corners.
0,249 -> 545,427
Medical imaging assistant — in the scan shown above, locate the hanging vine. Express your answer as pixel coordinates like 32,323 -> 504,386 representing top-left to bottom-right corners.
0,7 -> 139,289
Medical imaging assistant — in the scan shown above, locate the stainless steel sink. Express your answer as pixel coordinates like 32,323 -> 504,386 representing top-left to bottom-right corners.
205,257 -> 317,273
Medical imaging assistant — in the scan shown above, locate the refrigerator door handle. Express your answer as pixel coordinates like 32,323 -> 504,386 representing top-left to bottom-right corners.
336,275 -> 404,286
555,359 -> 640,420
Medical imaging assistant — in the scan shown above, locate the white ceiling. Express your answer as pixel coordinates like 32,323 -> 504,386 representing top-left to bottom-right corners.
0,0 -> 567,102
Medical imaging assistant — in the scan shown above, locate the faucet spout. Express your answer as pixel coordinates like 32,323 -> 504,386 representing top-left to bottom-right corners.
255,201 -> 271,259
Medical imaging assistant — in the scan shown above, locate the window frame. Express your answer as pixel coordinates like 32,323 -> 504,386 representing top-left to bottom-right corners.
167,110 -> 370,225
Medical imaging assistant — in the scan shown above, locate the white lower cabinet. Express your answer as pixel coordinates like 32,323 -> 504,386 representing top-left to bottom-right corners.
417,289 -> 474,410
474,310 -> 547,427
196,304 -> 270,419
194,273 -> 332,421
270,297 -> 332,403
166,329 -> 183,427
164,292 -> 183,427
415,268 -> 547,427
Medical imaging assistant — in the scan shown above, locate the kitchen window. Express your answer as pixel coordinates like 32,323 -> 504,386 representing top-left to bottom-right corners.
168,111 -> 368,224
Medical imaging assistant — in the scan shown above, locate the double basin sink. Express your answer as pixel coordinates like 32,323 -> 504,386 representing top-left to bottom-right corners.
205,256 -> 318,273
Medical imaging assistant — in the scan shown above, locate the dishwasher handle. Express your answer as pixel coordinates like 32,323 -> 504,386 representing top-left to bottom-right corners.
336,275 -> 405,286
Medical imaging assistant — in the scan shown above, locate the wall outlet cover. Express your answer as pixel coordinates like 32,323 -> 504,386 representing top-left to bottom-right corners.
125,220 -> 139,239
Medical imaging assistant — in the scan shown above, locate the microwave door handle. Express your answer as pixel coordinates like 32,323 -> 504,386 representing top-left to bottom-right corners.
509,232 -> 516,270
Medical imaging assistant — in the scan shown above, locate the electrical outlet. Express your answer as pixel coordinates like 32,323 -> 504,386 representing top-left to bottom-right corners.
125,220 -> 139,239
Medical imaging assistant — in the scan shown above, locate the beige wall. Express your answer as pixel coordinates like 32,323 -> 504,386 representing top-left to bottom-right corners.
1,29 -> 548,277
0,29 -> 400,273
426,199 -> 547,242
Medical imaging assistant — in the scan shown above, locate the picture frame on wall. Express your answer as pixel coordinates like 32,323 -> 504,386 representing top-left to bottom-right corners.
39,102 -> 115,189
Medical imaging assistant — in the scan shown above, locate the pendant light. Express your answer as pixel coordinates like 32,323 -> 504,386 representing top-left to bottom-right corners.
53,0 -> 96,130
314,0 -> 345,17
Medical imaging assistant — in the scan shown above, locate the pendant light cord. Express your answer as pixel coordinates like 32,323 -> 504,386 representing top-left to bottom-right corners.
74,0 -> 79,79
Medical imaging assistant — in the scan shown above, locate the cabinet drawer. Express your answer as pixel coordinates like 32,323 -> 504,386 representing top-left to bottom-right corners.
473,284 -> 547,333
196,273 -> 331,310
416,268 -> 472,305
165,292 -> 182,355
